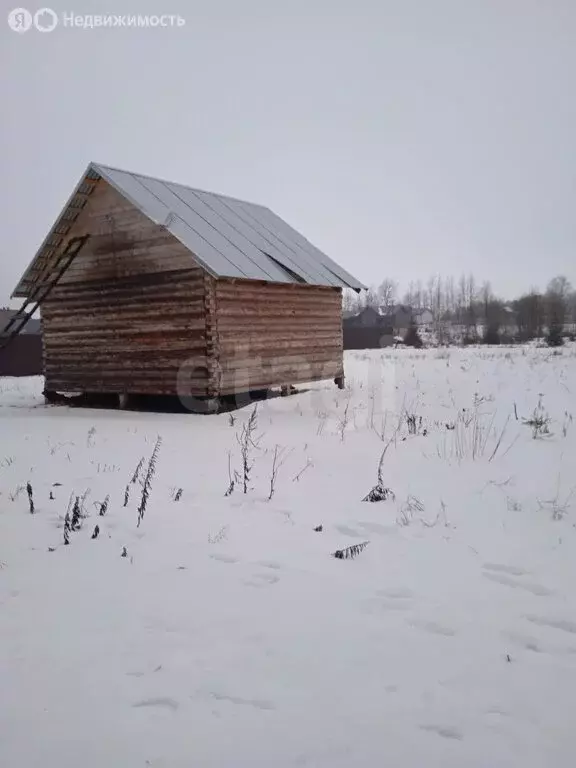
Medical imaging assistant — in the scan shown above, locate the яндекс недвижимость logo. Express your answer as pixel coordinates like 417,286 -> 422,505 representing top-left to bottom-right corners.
7,7 -> 58,33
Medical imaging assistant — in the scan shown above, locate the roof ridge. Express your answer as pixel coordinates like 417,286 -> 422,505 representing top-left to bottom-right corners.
92,162 -> 267,210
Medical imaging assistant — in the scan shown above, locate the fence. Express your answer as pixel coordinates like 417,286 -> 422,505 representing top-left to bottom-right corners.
0,335 -> 43,377
343,327 -> 395,350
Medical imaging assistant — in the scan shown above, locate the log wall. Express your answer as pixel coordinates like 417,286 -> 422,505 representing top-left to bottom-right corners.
214,279 -> 343,395
41,179 -> 209,396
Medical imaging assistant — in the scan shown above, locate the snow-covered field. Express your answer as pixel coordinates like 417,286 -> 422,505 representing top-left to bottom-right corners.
2,346 -> 576,768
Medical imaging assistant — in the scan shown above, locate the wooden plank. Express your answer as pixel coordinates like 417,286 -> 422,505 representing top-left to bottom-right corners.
45,368 -> 209,381
215,280 -> 339,298
43,322 -> 207,341
215,290 -> 341,307
219,338 -> 341,355
216,307 -> 343,322
43,365 -> 205,378
221,354 -> 340,372
219,363 -> 343,394
44,378 -> 209,397
218,321 -> 341,333
47,268 -> 203,293
43,340 -> 207,355
43,309 -> 206,330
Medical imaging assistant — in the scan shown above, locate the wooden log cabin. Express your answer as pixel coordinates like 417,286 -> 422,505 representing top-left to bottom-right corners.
11,163 -> 364,409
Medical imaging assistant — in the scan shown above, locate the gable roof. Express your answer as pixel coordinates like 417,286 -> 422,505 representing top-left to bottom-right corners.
12,162 -> 365,298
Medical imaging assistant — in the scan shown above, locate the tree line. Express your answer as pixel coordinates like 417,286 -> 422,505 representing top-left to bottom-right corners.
344,274 -> 576,346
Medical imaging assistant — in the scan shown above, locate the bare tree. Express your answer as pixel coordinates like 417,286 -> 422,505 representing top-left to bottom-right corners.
377,278 -> 398,312
546,275 -> 572,343
414,279 -> 424,310
480,281 -> 492,322
568,290 -> 576,331
445,275 -> 456,316
513,289 -> 544,340
426,275 -> 436,315
457,273 -> 467,327
342,289 -> 362,315
464,273 -> 478,340
364,286 -> 380,309
403,280 -> 416,307
547,275 -> 572,303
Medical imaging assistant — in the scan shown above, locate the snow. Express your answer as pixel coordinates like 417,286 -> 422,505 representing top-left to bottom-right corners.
1,346 -> 576,767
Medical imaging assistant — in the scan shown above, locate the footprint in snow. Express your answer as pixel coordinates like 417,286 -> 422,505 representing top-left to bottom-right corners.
525,615 -> 576,634
377,587 -> 414,600
133,697 -> 179,712
483,562 -> 529,576
363,588 -> 414,614
126,665 -> 163,678
363,598 -> 408,614
420,724 -> 463,741
243,572 -> 280,587
357,522 -> 397,536
334,524 -> 364,538
255,560 -> 282,570
483,572 -> 554,596
210,553 -> 238,564
503,631 -> 542,653
408,619 -> 456,637
203,692 -> 275,711
485,707 -> 511,718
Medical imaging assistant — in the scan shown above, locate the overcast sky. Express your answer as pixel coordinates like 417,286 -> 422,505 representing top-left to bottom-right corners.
1,0 -> 574,305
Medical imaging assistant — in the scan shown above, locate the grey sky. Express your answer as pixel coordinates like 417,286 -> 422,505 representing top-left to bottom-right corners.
1,0 -> 575,305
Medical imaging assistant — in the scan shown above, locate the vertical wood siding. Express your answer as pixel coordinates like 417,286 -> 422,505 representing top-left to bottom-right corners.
214,280 -> 343,395
41,180 -> 209,396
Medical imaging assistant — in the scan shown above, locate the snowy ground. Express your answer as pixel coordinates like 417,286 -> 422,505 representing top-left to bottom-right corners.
1,346 -> 576,768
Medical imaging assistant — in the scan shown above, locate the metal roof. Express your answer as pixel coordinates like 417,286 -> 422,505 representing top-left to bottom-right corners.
12,162 -> 365,297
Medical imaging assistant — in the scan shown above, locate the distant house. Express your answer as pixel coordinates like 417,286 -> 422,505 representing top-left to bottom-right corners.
343,306 -> 385,329
342,304 -> 418,349
379,304 -> 413,336
343,304 -> 418,334
413,308 -> 434,326
477,306 -> 519,340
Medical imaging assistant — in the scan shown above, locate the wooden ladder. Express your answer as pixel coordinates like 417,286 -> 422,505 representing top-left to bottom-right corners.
0,235 -> 90,352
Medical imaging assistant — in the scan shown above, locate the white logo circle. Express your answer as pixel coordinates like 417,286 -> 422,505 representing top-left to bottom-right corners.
7,7 -> 32,32
34,7 -> 58,32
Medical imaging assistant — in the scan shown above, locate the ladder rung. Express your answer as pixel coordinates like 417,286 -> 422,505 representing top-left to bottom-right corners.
0,235 -> 89,352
